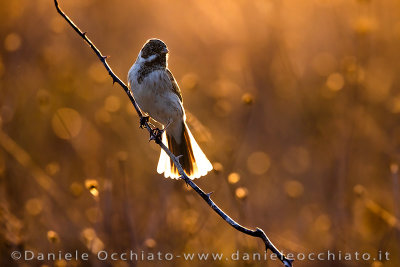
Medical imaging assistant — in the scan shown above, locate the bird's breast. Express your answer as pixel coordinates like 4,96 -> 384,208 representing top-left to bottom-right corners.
129,68 -> 183,126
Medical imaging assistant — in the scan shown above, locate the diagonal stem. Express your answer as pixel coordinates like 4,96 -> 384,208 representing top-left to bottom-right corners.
53,1 -> 293,266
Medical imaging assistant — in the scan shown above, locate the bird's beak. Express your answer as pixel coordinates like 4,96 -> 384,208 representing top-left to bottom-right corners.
162,47 -> 169,54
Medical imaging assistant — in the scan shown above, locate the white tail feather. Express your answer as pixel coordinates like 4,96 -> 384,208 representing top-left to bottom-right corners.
157,126 -> 212,179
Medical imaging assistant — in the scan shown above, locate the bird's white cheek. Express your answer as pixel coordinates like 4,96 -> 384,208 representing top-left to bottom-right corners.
146,54 -> 157,62
136,54 -> 157,65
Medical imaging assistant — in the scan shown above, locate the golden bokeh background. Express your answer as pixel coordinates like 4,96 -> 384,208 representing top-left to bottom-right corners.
1,0 -> 400,266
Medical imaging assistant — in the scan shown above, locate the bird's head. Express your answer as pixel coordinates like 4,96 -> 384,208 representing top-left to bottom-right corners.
139,39 -> 169,67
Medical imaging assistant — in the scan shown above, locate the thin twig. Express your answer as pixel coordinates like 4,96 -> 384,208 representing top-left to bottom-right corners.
53,1 -> 293,266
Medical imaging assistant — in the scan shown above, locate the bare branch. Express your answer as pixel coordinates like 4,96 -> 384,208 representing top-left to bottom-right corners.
53,1 -> 293,266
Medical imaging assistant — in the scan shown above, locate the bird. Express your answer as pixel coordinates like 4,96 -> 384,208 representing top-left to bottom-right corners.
127,39 -> 213,179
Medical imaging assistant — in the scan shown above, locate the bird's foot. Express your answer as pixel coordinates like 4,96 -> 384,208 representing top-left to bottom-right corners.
139,115 -> 150,129
149,128 -> 164,144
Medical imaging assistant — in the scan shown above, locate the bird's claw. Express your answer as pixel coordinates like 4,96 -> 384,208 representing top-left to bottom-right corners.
140,116 -> 149,129
149,128 -> 164,144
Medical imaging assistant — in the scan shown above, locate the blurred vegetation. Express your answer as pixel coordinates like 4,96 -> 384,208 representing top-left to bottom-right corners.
1,0 -> 400,266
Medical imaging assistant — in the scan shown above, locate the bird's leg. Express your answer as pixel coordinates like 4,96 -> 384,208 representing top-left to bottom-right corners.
140,114 -> 162,143
163,121 -> 172,131
149,121 -> 172,144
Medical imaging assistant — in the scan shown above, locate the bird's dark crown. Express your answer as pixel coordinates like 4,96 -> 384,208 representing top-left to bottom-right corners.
141,39 -> 168,59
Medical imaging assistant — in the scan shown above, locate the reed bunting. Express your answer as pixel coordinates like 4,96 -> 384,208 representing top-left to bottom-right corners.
128,39 -> 212,179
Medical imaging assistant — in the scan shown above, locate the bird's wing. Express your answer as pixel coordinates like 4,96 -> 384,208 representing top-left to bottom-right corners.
166,69 -> 183,102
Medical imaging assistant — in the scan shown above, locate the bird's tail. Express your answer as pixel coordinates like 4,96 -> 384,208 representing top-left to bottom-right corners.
157,122 -> 212,179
